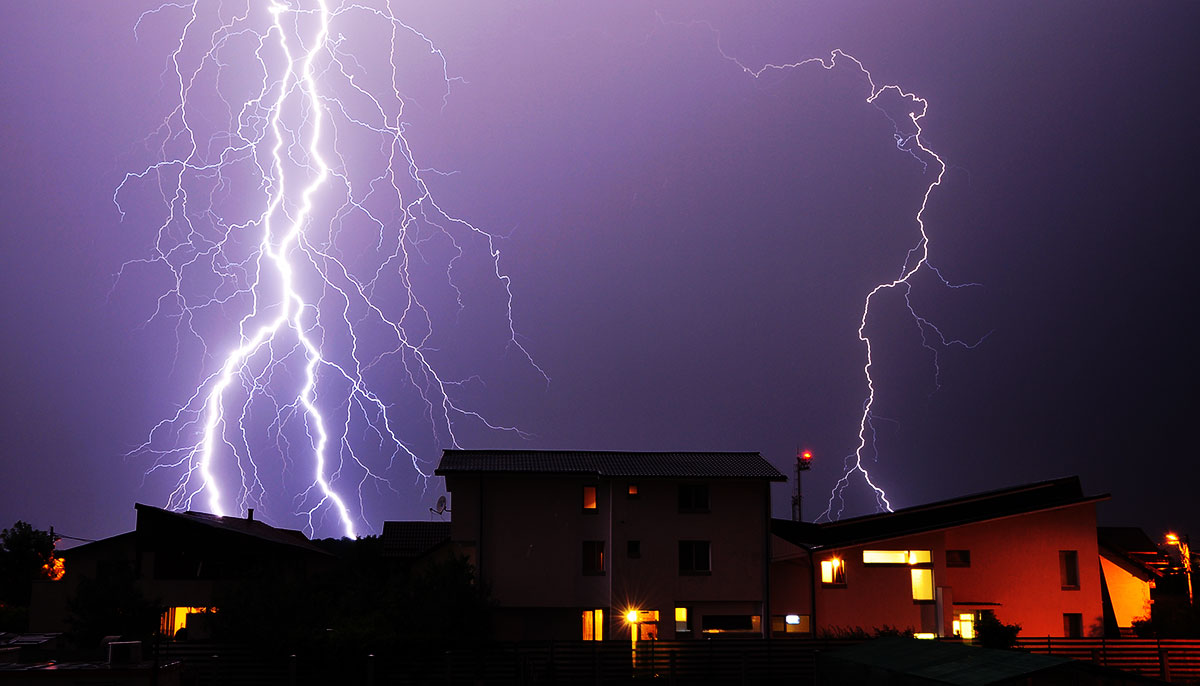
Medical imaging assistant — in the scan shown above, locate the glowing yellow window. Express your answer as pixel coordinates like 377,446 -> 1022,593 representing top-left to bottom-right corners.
911,568 -> 934,600
582,609 -> 604,641
160,607 -> 215,637
953,613 -> 976,640
862,550 -> 931,564
583,486 -> 597,510
675,607 -> 689,632
820,558 -> 846,585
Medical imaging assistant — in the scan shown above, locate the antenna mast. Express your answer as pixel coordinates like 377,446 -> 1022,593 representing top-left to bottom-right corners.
792,448 -> 813,521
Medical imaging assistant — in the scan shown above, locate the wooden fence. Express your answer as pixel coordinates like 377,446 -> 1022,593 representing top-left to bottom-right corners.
1017,637 -> 1200,683
153,637 -> 1200,685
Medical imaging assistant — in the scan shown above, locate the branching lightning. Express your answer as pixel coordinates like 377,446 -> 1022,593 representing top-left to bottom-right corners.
671,17 -> 989,521
116,0 -> 543,537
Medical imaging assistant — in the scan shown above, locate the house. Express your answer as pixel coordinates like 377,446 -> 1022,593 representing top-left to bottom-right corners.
29,504 -> 332,639
771,476 -> 1109,639
434,450 -> 786,641
1098,527 -> 1162,636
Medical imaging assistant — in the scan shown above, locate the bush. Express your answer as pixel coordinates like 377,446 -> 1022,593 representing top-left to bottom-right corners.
975,612 -> 1021,649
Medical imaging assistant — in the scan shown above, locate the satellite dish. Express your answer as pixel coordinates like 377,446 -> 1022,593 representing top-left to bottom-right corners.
430,495 -> 451,517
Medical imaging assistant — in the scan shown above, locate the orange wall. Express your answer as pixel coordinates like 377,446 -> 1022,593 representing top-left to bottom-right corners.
773,502 -> 1105,638
1100,554 -> 1152,628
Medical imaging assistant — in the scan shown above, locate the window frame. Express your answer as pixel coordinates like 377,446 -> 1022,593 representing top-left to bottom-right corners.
678,483 -> 710,513
820,557 -> 846,587
678,540 -> 712,575
1060,550 -> 1080,590
582,540 -> 605,575
582,485 -> 598,513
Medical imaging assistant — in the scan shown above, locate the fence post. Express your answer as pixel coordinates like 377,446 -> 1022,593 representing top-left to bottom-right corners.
366,653 -> 375,686
289,654 -> 297,686
1159,647 -> 1171,682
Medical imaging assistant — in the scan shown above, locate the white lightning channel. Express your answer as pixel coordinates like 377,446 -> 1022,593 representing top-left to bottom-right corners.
116,1 -> 543,537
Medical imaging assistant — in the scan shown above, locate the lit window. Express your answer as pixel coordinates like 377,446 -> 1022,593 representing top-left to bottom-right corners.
953,613 -> 975,640
583,541 -> 605,575
628,484 -> 639,497
679,540 -> 711,574
678,484 -> 709,512
862,550 -> 931,564
770,614 -> 810,634
675,607 -> 690,633
159,607 -> 216,638
946,550 -> 971,567
583,486 -> 597,511
820,557 -> 846,585
1060,550 -> 1080,589
582,609 -> 605,641
911,568 -> 934,601
913,633 -> 936,640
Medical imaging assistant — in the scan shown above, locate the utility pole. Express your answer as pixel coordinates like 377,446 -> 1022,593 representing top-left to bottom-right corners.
792,448 -> 813,521
1167,532 -> 1193,606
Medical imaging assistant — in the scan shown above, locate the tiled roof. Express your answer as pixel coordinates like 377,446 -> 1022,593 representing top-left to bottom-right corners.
134,503 -> 330,556
381,521 -> 451,559
435,450 -> 786,481
773,476 -> 1108,549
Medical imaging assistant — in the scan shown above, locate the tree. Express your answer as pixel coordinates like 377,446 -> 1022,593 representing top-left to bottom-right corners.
0,521 -> 58,606
975,611 -> 1021,649
0,521 -> 59,631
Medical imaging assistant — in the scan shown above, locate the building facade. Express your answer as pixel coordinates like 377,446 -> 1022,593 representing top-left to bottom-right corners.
435,450 -> 786,641
771,477 -> 1109,639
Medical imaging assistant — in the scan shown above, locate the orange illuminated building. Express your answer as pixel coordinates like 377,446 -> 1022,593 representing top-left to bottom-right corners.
771,477 -> 1113,638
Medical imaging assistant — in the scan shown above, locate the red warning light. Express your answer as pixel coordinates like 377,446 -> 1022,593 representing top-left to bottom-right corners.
797,448 -> 813,471
801,450 -> 813,460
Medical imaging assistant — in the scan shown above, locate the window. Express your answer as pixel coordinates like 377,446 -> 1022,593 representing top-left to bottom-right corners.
862,550 -> 931,565
701,615 -> 761,634
953,613 -> 976,640
582,609 -> 604,641
583,541 -> 605,575
628,484 -> 639,498
679,540 -> 711,574
946,550 -> 971,567
771,614 -> 810,634
1063,613 -> 1083,638
627,540 -> 641,559
911,568 -> 934,601
820,557 -> 846,586
678,484 -> 709,512
582,485 -> 597,511
1060,550 -> 1079,589
675,607 -> 691,633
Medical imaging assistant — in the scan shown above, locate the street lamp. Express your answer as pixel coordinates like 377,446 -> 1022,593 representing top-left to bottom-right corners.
1166,532 -> 1193,606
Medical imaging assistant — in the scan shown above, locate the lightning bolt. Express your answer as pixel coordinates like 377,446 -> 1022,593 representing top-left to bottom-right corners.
668,17 -> 989,521
115,1 -> 543,537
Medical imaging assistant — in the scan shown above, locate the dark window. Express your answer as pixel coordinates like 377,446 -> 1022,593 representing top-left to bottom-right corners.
582,485 -> 597,512
582,541 -> 605,575
679,540 -> 711,574
627,540 -> 641,558
701,615 -> 758,632
946,550 -> 971,567
1060,550 -> 1079,589
678,484 -> 710,512
1063,613 -> 1083,638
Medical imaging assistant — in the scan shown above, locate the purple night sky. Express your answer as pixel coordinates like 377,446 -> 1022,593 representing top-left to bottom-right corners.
1,1 -> 1196,542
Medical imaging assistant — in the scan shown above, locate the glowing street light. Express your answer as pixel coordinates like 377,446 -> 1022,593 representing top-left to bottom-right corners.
1166,532 -> 1193,606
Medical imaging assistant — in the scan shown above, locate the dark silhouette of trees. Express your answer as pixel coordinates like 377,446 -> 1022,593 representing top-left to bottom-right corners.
0,521 -> 59,631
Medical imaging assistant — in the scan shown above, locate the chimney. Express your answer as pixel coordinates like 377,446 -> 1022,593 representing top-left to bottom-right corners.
247,508 -> 254,522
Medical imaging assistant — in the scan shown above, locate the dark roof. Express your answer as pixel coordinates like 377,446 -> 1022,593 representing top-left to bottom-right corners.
774,476 -> 1108,549
1099,527 -> 1165,580
1099,527 -> 1162,555
435,450 -> 786,481
134,503 -> 330,556
381,521 -> 451,559
823,637 -> 1165,685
